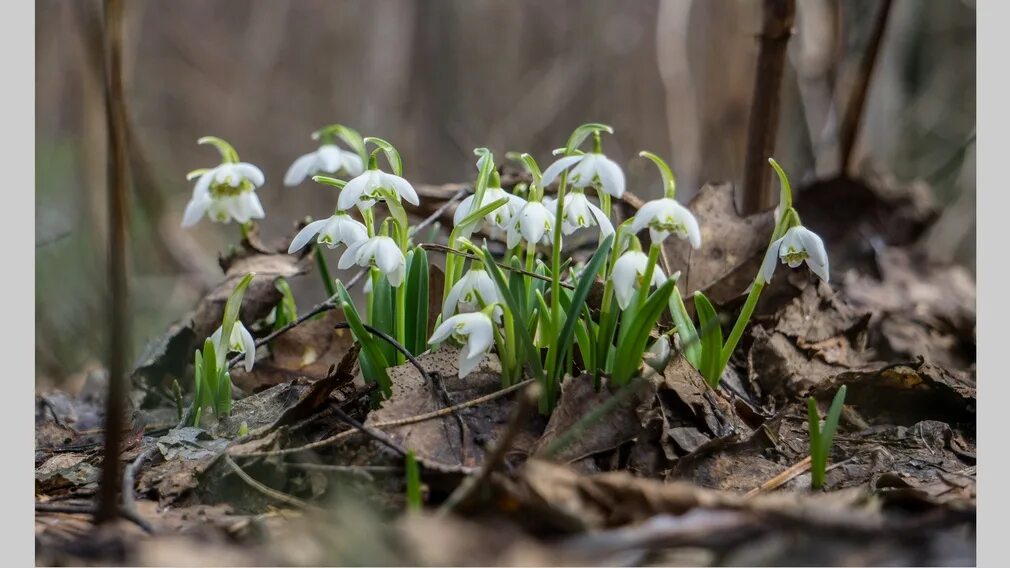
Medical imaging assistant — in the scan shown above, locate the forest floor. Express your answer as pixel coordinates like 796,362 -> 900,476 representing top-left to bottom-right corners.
36,169 -> 975,566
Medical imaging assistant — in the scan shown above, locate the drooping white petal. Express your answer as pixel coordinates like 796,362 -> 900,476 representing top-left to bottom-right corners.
234,163 -> 265,187
243,192 -> 266,220
516,201 -> 553,245
797,227 -> 830,282
462,317 -> 494,360
181,193 -> 212,228
373,238 -> 405,275
630,199 -> 664,234
442,277 -> 468,321
593,154 -> 626,198
587,201 -> 615,238
284,152 -> 319,186
612,251 -> 647,309
316,145 -> 344,172
193,170 -> 215,198
341,152 -> 365,176
237,322 -> 257,372
338,238 -> 367,270
453,195 -> 478,227
540,155 -> 584,187
759,237 -> 784,284
383,172 -> 419,206
337,170 -> 377,211
288,218 -> 330,253
429,318 -> 456,345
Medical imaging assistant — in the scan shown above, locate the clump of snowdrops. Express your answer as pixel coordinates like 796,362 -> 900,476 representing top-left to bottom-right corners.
180,123 -> 829,415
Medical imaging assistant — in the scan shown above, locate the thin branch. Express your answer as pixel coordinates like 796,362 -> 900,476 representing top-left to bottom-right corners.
838,0 -> 894,174
222,455 -> 318,511
98,0 -> 131,525
232,379 -> 534,459
438,382 -> 541,515
741,0 -> 796,215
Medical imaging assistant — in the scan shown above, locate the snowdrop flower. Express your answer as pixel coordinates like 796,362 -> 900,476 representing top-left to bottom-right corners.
287,212 -> 368,254
337,169 -> 419,211
182,162 -> 266,228
541,152 -> 625,198
506,201 -> 555,249
442,267 -> 501,321
759,225 -> 829,284
337,235 -> 407,287
284,144 -> 364,186
544,191 -> 614,238
630,198 -> 701,248
612,250 -> 668,309
429,312 -> 495,378
454,186 -> 527,234
210,321 -> 257,372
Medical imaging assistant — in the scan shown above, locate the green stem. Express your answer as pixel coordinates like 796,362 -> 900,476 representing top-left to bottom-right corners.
395,223 -> 409,365
314,244 -> 337,298
719,280 -> 764,371
545,171 -> 569,405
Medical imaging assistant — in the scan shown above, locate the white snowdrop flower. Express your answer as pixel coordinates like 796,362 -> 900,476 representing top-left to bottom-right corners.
642,335 -> 671,378
337,235 -> 407,287
541,153 -> 625,198
629,197 -> 701,249
453,187 -> 527,234
287,212 -> 368,254
284,144 -> 364,186
182,162 -> 266,228
759,225 -> 829,284
506,201 -> 555,249
544,191 -> 614,238
210,321 -> 257,372
442,267 -> 501,321
428,312 -> 495,378
337,169 -> 419,211
612,250 -> 668,310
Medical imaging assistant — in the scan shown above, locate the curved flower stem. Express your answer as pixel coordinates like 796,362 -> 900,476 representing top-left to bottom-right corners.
718,280 -> 764,372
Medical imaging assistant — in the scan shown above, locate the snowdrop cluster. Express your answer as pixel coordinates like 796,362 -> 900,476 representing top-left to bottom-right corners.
179,123 -> 828,415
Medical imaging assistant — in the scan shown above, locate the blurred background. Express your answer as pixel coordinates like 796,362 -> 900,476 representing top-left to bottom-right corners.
35,0 -> 975,385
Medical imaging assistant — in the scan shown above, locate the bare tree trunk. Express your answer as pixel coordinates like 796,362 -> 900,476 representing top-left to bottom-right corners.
742,0 -> 795,214
97,0 -> 130,525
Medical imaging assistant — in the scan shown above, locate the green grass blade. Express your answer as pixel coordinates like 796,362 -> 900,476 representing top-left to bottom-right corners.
405,450 -> 422,512
336,281 -> 392,398
404,248 -> 430,355
370,273 -> 397,364
693,292 -> 723,387
552,234 -> 613,380
480,246 -> 543,378
808,396 -> 824,488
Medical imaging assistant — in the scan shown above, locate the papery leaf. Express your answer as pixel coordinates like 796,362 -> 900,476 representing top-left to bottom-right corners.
364,137 -> 403,176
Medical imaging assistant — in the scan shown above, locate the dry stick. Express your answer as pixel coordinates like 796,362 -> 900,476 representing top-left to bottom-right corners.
121,445 -> 158,532
837,0 -> 894,175
226,188 -> 469,371
421,243 -> 575,290
97,0 -> 130,525
222,455 -> 318,511
744,453 -> 859,498
438,382 -> 542,515
35,502 -> 154,534
232,379 -> 535,458
741,0 -> 796,215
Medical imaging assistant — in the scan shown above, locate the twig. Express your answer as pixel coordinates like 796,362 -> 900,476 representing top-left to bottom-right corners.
232,379 -> 534,458
227,188 -> 469,368
121,444 -> 158,531
741,0 -> 796,215
35,501 -> 154,534
438,383 -> 541,515
97,0 -> 131,525
222,454 -> 318,511
744,455 -> 811,498
744,453 -> 859,498
421,243 -> 575,290
838,0 -> 894,174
